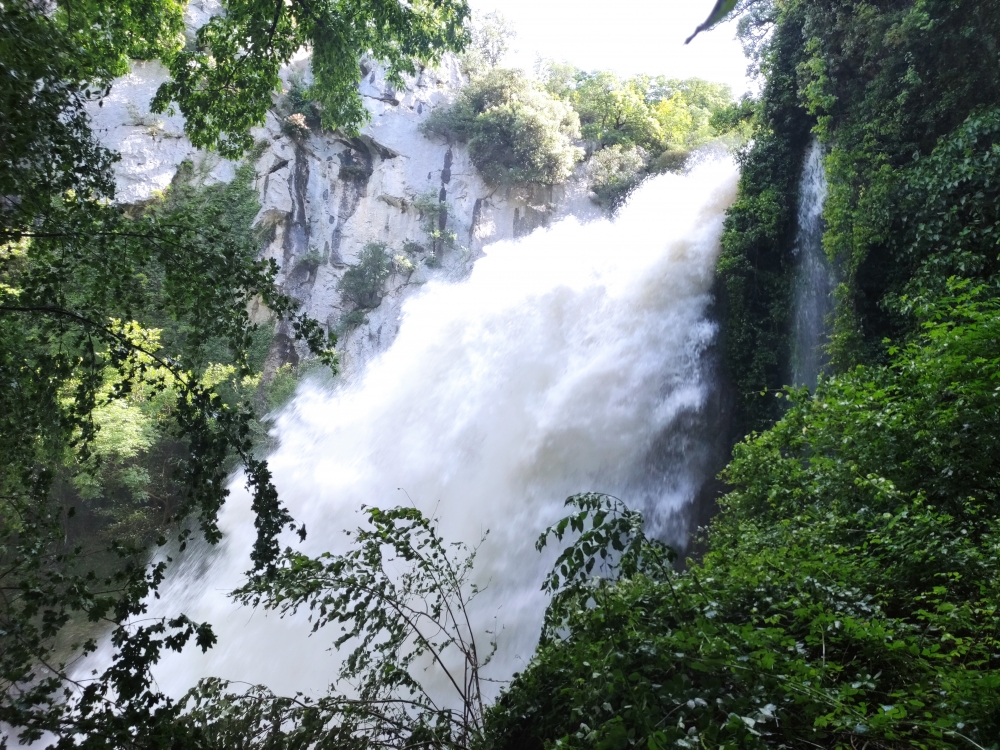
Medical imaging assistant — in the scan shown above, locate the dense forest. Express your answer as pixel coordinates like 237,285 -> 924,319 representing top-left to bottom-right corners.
2,0 -> 999,747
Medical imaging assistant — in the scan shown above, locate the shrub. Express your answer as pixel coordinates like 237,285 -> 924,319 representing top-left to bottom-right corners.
337,242 -> 391,310
278,76 -> 322,132
294,249 -> 323,272
281,112 -> 310,138
649,146 -> 689,173
587,144 -> 647,208
422,68 -> 582,185
334,309 -> 369,335
412,191 -> 458,259
393,254 -> 414,275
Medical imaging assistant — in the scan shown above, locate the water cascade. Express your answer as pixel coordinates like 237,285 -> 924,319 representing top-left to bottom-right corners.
790,140 -> 834,388
105,158 -> 740,701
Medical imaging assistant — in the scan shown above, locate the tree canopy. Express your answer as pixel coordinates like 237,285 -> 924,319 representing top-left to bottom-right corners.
153,0 -> 470,158
0,0 -> 468,744
422,67 -> 583,185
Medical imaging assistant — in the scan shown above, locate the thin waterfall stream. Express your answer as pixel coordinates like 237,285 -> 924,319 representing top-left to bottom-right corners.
790,140 -> 834,388
86,157 -> 740,702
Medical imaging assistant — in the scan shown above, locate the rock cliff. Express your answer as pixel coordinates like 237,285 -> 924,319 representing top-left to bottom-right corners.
89,22 -> 597,376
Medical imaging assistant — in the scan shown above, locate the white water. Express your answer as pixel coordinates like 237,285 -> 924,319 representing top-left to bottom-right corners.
791,140 -> 834,388
101,158 -> 739,702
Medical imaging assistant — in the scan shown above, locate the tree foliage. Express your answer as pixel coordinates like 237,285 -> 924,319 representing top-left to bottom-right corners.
422,68 -> 583,185
338,242 -> 393,311
536,65 -> 732,155
571,72 -> 664,152
0,0 -> 467,744
526,63 -> 733,208
460,11 -> 516,77
716,0 -> 1000,432
587,145 -> 648,209
152,0 -> 471,158
174,506 -> 496,749
687,0 -> 739,44
486,289 -> 1000,747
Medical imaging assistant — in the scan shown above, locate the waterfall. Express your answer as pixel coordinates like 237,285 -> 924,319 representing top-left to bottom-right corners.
88,157 -> 739,702
790,140 -> 834,388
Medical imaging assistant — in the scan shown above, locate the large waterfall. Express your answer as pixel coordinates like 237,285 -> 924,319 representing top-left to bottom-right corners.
104,158 -> 739,701
790,140 -> 834,388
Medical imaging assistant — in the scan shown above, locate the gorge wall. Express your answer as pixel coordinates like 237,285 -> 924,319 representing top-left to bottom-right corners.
89,36 -> 597,375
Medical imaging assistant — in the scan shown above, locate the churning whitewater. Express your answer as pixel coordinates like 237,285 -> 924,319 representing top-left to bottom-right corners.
118,158 -> 739,701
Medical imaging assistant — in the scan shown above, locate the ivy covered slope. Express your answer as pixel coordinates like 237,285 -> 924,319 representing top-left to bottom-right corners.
483,0 -> 1000,748
716,0 -> 1000,432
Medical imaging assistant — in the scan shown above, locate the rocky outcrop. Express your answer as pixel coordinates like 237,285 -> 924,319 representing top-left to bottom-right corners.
89,48 -> 598,376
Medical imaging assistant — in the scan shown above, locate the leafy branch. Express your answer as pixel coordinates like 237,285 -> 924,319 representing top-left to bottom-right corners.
182,506 -> 498,749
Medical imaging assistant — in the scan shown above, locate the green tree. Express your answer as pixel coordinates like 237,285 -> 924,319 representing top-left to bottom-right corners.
338,242 -> 392,310
152,0 -> 470,158
422,68 -> 583,185
573,72 -> 663,151
651,78 -> 732,148
174,506 -> 495,749
460,10 -> 516,77
587,144 -> 648,209
534,63 -> 733,176
0,0 -> 468,744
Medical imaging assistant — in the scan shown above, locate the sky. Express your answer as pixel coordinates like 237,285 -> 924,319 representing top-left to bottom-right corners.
467,0 -> 753,95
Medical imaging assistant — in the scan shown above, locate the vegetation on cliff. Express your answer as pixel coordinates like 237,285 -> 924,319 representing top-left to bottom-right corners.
716,0 -> 1000,432
423,63 -> 734,202
422,68 -> 585,186
421,13 -> 734,203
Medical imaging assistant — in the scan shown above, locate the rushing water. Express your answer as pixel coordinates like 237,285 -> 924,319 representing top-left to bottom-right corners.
790,140 -> 834,388
87,157 -> 739,702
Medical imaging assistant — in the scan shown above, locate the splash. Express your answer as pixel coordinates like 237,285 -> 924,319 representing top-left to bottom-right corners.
117,158 -> 739,701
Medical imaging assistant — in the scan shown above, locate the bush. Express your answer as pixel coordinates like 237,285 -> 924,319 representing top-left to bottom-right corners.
587,144 -> 647,208
281,112 -> 310,138
278,76 -> 322,133
294,249 -> 323,272
333,241 -> 398,335
422,68 -> 582,185
649,146 -> 689,173
337,242 -> 391,310
334,309 -> 368,335
412,191 -> 457,260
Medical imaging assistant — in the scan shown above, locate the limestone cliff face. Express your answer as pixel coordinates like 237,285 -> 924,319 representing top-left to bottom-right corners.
89,39 -> 597,375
